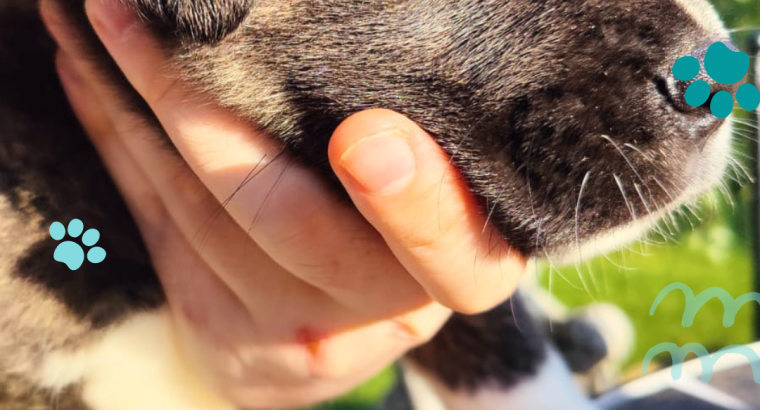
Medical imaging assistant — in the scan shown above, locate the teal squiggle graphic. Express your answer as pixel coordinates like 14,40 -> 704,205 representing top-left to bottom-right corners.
649,282 -> 760,328
643,343 -> 760,384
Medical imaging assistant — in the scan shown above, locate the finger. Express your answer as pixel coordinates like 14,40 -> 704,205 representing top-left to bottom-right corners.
206,301 -> 451,408
50,4 -> 453,405
55,51 -> 169,243
49,0 -> 435,334
55,51 -> 260,341
55,50 -> 273,381
329,109 -> 527,314
55,41 -> 373,395
59,52 -> 445,404
44,1 -> 334,328
48,4 -> 451,403
81,0 -> 435,316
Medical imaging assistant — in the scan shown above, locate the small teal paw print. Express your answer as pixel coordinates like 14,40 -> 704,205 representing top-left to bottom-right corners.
49,219 -> 106,271
673,42 -> 759,118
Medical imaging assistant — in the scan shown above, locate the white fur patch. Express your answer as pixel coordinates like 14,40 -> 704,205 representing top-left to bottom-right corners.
672,0 -> 729,37
403,362 -> 448,410
405,347 -> 599,410
39,310 -> 234,410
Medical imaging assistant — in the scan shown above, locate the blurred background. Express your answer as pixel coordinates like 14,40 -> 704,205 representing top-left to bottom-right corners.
309,1 -> 760,408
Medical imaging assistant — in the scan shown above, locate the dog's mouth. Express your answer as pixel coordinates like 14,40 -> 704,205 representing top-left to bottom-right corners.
469,33 -> 745,264
538,114 -> 735,265
465,61 -> 739,264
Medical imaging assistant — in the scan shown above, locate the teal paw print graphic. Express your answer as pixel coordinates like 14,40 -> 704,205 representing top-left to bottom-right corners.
49,219 -> 106,271
673,42 -> 759,118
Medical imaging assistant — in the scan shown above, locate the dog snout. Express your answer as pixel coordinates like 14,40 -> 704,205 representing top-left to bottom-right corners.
659,40 -> 744,141
688,40 -> 744,97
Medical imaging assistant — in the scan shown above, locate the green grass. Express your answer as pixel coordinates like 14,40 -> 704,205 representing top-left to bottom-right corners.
537,220 -> 755,372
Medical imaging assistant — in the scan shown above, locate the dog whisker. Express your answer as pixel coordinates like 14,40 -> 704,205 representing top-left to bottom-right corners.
574,171 -> 599,300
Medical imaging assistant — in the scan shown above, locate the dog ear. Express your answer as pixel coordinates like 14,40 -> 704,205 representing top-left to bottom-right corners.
128,0 -> 252,44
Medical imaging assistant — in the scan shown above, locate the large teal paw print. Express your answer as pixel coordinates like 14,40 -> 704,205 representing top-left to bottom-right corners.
673,42 -> 759,118
49,219 -> 106,271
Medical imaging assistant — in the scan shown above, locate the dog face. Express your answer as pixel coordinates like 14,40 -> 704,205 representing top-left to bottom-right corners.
126,0 -> 735,261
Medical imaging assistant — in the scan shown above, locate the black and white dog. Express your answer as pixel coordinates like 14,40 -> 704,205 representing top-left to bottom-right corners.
0,0 -> 735,409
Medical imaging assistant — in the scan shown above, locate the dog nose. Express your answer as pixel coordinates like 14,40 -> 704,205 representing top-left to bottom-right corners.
688,40 -> 744,97
660,40 -> 745,140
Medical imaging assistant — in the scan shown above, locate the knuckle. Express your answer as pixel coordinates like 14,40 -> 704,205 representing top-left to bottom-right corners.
391,316 -> 433,348
306,352 -> 355,381
394,210 -> 466,252
146,76 -> 181,109
399,231 -> 440,252
442,294 -> 503,315
296,327 -> 353,381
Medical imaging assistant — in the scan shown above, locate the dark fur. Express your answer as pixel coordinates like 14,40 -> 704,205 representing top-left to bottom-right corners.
0,0 -> 731,408
407,294 -> 545,391
45,0 -> 731,255
0,2 -> 163,406
114,0 -> 729,255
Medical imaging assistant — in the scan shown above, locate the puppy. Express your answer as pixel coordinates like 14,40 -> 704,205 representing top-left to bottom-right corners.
0,0 -> 735,409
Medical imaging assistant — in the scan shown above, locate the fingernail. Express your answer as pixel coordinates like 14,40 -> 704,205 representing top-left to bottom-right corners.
86,0 -> 137,40
339,130 -> 416,196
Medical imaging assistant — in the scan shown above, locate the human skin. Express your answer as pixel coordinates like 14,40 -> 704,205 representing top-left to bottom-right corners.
41,0 -> 526,407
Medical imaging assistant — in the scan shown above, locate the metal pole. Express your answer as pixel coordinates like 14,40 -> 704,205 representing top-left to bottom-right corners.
750,31 -> 760,336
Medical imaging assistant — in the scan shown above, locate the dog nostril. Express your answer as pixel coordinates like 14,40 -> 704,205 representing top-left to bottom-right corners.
658,73 -> 712,114
662,75 -> 726,142
657,40 -> 747,141
677,40 -> 749,101
670,40 -> 746,108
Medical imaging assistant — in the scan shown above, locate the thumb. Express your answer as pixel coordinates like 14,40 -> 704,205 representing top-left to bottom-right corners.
328,109 -> 526,314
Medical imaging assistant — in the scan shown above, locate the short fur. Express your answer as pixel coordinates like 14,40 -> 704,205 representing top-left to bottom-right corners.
0,0 -> 734,409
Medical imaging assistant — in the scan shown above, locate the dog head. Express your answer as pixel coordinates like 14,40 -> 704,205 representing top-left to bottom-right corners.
132,0 -> 736,261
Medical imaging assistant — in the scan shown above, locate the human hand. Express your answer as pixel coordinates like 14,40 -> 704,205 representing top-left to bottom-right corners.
42,0 -> 526,407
